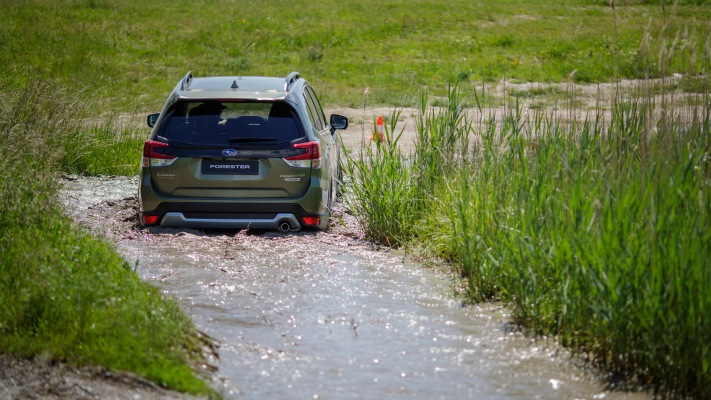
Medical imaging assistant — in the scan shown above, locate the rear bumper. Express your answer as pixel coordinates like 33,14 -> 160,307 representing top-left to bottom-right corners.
160,212 -> 302,230
140,201 -> 327,229
138,174 -> 329,230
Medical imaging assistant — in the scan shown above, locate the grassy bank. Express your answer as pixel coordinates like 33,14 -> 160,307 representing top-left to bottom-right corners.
345,78 -> 710,396
0,82 -> 215,396
2,0 -> 710,109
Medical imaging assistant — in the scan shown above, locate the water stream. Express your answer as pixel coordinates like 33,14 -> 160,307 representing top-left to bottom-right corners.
61,176 -> 650,400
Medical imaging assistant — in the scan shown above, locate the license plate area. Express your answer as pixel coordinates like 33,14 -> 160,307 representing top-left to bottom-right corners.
201,159 -> 259,175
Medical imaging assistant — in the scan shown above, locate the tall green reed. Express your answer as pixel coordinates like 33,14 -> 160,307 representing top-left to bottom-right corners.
344,109 -> 418,246
345,15 -> 711,394
443,81 -> 708,396
0,79 -> 143,177
346,81 -> 710,398
344,84 -> 472,246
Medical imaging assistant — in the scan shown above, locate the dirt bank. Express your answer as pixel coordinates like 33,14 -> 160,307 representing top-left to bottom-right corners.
0,353 -> 202,400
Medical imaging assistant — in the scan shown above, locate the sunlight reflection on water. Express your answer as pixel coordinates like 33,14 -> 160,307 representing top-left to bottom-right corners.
120,234 -> 650,400
60,176 -> 651,400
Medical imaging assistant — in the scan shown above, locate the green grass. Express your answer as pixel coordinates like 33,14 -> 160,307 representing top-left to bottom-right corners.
345,79 -> 711,397
1,0 -> 710,109
2,0 -> 711,397
342,11 -> 711,395
0,83 -> 216,397
62,116 -> 144,176
0,79 -> 143,176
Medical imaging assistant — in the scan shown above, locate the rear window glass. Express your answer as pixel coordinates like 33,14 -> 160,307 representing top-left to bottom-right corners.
157,101 -> 303,146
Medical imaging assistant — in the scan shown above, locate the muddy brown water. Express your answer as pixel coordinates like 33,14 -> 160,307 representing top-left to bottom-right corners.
60,176 -> 649,400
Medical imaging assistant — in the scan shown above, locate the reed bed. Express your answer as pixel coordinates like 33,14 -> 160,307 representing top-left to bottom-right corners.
345,75 -> 710,399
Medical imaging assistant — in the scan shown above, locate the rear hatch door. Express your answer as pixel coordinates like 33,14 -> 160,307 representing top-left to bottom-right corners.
147,101 -> 312,199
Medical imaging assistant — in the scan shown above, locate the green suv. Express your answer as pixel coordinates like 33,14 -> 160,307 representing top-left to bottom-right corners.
138,71 -> 348,231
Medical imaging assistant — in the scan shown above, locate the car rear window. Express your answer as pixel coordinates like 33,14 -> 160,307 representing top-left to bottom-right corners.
157,101 -> 303,146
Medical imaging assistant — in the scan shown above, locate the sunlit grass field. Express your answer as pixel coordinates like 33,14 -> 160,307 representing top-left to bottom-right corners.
2,0 -> 710,108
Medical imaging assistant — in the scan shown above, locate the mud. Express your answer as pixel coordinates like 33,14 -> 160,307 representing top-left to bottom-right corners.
34,176 -> 652,399
0,354 -> 201,400
334,75 -> 698,154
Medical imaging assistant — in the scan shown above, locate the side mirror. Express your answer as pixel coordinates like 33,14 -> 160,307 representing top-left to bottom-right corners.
329,114 -> 348,132
147,113 -> 160,128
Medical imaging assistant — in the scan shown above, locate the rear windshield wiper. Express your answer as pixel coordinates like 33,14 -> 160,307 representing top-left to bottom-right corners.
228,137 -> 277,143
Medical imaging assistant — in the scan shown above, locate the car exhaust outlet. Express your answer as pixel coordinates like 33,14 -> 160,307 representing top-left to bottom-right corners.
278,221 -> 292,232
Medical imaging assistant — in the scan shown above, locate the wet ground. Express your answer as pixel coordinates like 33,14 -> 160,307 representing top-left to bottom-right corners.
57,176 -> 651,400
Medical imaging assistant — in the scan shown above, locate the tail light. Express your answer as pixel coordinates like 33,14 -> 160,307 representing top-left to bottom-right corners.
301,216 -> 320,227
142,140 -> 177,167
283,141 -> 321,168
142,215 -> 161,226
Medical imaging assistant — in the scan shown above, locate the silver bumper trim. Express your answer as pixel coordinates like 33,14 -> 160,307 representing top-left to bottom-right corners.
160,212 -> 302,231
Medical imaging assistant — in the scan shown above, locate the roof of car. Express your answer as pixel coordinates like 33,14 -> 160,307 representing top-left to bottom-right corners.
175,73 -> 303,101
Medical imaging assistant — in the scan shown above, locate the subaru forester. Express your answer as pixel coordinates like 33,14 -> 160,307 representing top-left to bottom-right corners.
138,71 -> 348,231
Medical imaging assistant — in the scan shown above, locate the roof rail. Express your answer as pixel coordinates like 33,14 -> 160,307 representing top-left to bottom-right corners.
284,72 -> 301,91
180,71 -> 193,91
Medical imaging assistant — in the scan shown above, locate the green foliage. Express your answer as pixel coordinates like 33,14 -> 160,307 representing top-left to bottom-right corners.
344,110 -> 419,246
0,79 -> 142,176
62,115 -> 144,176
0,84 -> 215,397
2,1 -> 710,397
486,99 -> 710,398
1,0 -> 710,109
344,84 -> 474,245
346,80 -> 711,397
